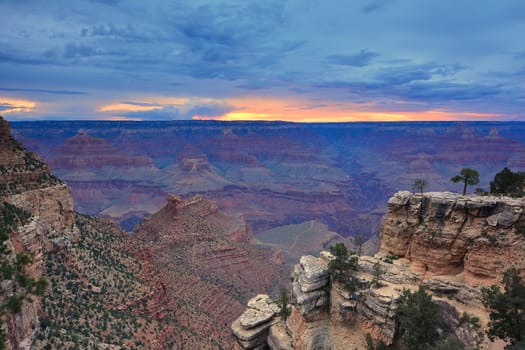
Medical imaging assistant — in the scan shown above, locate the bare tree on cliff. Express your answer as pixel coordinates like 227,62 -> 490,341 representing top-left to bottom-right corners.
353,235 -> 365,257
451,168 -> 480,195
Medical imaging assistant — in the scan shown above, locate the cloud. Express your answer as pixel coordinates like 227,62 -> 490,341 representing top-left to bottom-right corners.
80,23 -> 157,42
315,62 -> 465,91
326,50 -> 380,67
362,0 -> 396,13
375,63 -> 464,85
1,0 -> 524,120
0,97 -> 36,114
0,87 -> 87,95
115,99 -> 235,120
89,0 -> 119,5
63,43 -> 102,58
405,82 -> 502,101
119,101 -> 159,107
0,51 -> 50,66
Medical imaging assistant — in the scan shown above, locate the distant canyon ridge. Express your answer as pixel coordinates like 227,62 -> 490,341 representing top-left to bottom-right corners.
11,121 -> 525,248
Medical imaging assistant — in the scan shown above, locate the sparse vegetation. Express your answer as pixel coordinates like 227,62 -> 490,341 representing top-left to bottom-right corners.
371,261 -> 384,288
366,333 -> 389,350
382,254 -> 398,264
0,203 -> 48,349
276,288 -> 291,321
353,235 -> 365,257
34,214 -> 156,349
460,311 -> 481,329
475,187 -> 488,195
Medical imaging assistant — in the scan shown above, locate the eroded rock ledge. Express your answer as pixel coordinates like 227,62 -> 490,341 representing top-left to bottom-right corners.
380,191 -> 525,284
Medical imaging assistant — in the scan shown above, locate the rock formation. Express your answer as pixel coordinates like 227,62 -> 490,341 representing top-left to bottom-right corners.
1,116 -> 286,349
233,191 -> 525,349
0,116 -> 77,349
380,191 -> 525,284
130,193 -> 287,340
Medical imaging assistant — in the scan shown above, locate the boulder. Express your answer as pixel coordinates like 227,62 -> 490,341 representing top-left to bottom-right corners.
231,294 -> 279,349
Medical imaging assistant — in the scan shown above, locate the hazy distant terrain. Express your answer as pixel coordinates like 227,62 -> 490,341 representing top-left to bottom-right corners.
11,121 -> 525,239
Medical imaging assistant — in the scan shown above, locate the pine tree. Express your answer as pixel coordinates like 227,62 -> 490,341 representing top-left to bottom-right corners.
482,268 -> 525,348
396,286 -> 439,350
451,168 -> 480,195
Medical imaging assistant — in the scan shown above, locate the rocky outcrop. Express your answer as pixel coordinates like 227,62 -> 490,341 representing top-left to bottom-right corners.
291,255 -> 330,317
231,295 -> 280,349
380,191 -> 525,284
233,251 -> 492,349
7,185 -> 75,238
0,117 -> 62,197
233,191 -> 521,350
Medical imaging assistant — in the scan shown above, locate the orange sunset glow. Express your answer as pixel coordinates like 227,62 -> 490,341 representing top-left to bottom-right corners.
97,103 -> 161,113
0,96 -> 37,114
192,97 -> 505,122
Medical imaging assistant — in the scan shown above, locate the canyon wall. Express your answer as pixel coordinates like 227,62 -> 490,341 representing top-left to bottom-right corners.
0,116 -> 77,349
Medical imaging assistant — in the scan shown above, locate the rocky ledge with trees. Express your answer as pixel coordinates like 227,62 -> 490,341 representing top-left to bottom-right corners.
232,190 -> 525,350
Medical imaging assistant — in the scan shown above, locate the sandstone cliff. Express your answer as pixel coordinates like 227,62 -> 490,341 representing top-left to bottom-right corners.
380,191 -> 525,284
232,191 -> 524,349
0,116 -> 76,349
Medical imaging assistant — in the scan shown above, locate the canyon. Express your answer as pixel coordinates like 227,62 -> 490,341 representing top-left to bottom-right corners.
0,116 -> 285,349
2,116 -> 525,349
11,121 -> 525,247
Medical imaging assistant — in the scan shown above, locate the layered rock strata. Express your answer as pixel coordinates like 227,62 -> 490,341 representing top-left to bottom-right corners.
131,194 -> 285,348
380,191 -> 525,284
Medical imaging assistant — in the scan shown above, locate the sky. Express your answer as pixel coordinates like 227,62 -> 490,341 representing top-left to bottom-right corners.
1,0 -> 524,122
